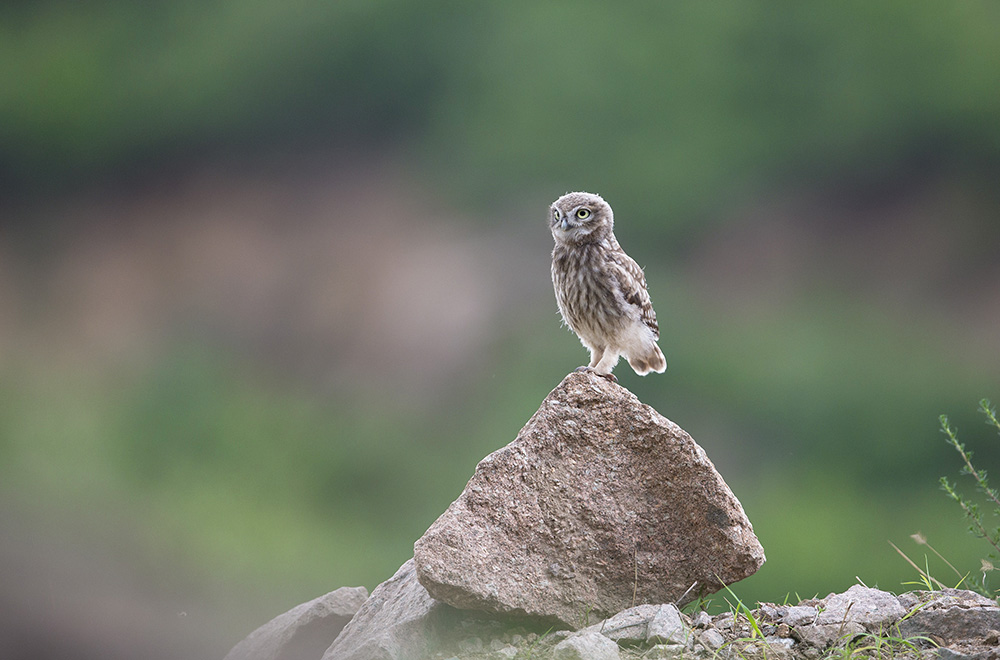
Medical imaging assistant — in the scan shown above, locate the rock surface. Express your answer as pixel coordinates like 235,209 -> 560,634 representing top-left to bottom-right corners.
552,630 -> 621,660
414,371 -> 765,626
899,588 -> 1000,646
813,585 -> 906,630
321,559 -> 539,660
234,576 -> 1000,660
582,604 -> 689,646
225,586 -> 368,660
322,560 -> 447,660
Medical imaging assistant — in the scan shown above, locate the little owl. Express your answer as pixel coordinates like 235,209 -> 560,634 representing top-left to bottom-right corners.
550,191 -> 666,379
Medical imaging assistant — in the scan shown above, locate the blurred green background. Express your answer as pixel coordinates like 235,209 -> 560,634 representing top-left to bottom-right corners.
2,2 -> 999,658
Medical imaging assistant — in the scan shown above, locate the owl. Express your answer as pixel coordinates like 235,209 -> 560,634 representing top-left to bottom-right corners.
550,191 -> 666,379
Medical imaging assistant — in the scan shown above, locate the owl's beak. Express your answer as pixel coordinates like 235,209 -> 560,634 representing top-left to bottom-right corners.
560,217 -> 570,231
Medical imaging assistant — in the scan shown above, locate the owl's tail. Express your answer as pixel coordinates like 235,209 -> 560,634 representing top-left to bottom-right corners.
628,344 -> 667,376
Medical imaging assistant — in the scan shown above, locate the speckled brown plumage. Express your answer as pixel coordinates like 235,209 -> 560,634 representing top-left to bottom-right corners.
550,191 -> 666,377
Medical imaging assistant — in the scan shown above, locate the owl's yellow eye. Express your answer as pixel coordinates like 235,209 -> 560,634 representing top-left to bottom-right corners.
576,208 -> 591,220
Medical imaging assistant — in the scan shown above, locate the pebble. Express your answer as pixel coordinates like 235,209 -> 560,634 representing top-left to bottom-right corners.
691,610 -> 713,628
699,628 -> 726,649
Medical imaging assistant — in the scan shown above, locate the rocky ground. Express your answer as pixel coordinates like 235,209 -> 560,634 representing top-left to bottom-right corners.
226,373 -> 1000,660
229,582 -> 1000,660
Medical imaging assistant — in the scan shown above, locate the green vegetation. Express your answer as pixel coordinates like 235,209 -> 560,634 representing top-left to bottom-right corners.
938,400 -> 1000,597
4,1 -> 1000,219
823,630 -> 934,660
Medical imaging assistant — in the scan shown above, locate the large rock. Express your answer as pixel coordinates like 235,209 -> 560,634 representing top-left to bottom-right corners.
413,370 -> 765,627
225,586 -> 368,660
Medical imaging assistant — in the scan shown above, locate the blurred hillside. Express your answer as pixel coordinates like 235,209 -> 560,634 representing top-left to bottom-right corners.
2,3 -> 999,659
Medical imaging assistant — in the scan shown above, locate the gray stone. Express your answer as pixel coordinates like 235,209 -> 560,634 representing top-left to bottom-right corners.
583,604 -> 689,646
713,612 -> 735,631
764,636 -> 796,649
585,604 -> 658,644
323,559 -> 470,660
458,636 -> 483,653
897,588 -> 1000,649
225,586 -> 368,660
647,604 -> 688,645
792,622 -> 864,648
902,588 -> 997,611
936,649 -> 994,660
691,610 -> 712,628
414,371 -> 764,626
782,605 -> 818,627
699,628 -> 726,650
646,644 -> 686,659
552,630 -> 621,660
899,605 -> 1000,644
814,585 -> 905,630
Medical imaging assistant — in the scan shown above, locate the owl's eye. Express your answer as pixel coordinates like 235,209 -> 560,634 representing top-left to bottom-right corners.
576,208 -> 591,220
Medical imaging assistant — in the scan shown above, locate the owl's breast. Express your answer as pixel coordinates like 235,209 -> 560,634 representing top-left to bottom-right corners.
551,245 -> 626,341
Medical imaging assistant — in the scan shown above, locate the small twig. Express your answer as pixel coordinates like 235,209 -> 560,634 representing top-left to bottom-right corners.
631,542 -> 639,608
889,541 -> 947,589
837,601 -> 854,638
674,581 -> 699,608
911,532 -> 964,581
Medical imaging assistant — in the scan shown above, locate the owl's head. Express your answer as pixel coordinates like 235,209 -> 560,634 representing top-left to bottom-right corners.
549,191 -> 613,246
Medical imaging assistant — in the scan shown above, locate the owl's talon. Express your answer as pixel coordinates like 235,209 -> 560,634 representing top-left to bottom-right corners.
573,366 -> 617,383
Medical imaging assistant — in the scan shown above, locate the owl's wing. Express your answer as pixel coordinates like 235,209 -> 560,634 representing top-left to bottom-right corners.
606,248 -> 659,339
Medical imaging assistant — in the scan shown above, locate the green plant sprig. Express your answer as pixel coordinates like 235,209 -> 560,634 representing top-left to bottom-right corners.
939,401 -> 1000,560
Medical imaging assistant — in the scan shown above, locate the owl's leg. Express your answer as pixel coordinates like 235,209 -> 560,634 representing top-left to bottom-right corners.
572,346 -> 617,382
592,349 -> 620,382
588,346 -> 605,369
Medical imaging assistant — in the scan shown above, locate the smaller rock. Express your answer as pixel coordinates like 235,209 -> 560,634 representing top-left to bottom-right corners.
758,604 -> 783,621
691,611 -> 712,628
585,605 -> 658,644
552,630 -> 621,660
323,559 -> 498,660
914,589 -> 996,610
814,585 -> 905,630
936,648 -> 994,660
782,606 -> 818,627
713,612 -> 735,631
492,646 -> 518,659
899,604 -> 1000,644
646,644 -> 686,659
584,604 -> 690,647
793,622 -> 864,648
765,635 -> 796,649
647,605 -> 689,645
458,637 -> 484,653
224,585 -> 368,660
699,629 -> 726,650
